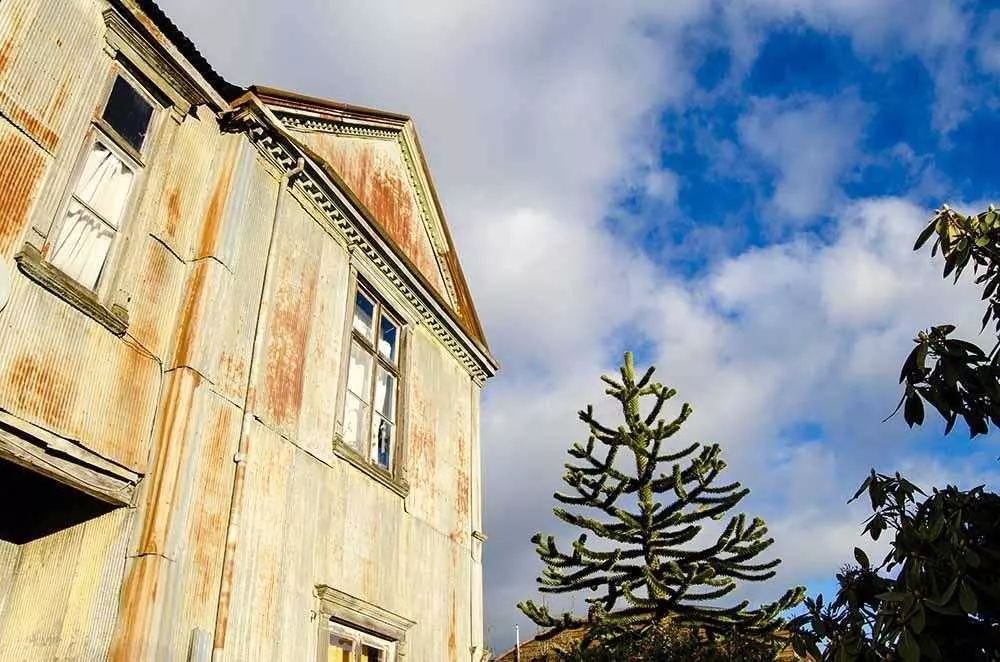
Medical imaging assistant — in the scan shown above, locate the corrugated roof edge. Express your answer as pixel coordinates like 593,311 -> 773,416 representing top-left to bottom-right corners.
119,0 -> 243,101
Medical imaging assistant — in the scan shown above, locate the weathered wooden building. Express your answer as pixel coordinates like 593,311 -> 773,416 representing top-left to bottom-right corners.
0,0 -> 498,659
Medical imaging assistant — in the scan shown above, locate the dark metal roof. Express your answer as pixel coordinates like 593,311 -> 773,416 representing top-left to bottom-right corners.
115,0 -> 243,102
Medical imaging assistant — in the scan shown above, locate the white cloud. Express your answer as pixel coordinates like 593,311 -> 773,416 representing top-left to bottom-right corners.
153,1 -> 996,654
738,95 -> 868,221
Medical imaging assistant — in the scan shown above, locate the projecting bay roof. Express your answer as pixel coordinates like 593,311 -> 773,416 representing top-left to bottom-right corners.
117,0 -> 495,367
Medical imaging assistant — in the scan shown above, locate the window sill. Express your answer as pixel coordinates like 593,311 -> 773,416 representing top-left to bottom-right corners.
333,438 -> 409,498
15,243 -> 129,336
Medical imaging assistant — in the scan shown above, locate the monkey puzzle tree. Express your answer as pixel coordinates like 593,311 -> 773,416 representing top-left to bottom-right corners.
518,353 -> 804,640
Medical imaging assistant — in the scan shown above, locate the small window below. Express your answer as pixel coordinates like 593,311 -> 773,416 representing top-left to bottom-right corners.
326,621 -> 395,662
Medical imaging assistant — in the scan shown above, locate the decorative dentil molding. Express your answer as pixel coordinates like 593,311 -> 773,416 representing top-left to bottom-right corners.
225,109 -> 491,386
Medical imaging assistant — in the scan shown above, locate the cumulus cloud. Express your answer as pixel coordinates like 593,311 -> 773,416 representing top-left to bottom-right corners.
737,95 -> 868,222
155,0 -> 996,654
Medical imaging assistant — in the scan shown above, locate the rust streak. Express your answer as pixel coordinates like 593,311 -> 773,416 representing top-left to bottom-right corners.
0,131 -> 46,256
448,592 -> 458,660
197,146 -> 236,258
165,187 -> 181,235
8,353 -> 78,433
264,255 -> 317,427
0,89 -> 59,152
172,260 -> 208,369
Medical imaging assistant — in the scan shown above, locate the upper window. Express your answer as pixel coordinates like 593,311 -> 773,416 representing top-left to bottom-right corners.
47,73 -> 155,291
327,620 -> 396,662
342,285 -> 401,472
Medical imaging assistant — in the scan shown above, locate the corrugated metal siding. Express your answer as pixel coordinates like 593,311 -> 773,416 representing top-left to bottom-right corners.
224,418 -> 294,661
112,367 -> 239,660
0,119 -> 47,259
0,507 -> 131,662
139,110 -> 229,260
170,150 -> 279,404
252,193 -> 348,460
294,131 -> 450,299
0,275 -> 162,471
0,0 -> 106,156
0,541 -> 19,623
406,325 -> 475,538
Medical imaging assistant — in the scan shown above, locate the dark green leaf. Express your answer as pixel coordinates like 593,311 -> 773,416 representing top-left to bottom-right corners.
904,393 -> 925,426
914,220 -> 937,250
899,628 -> 920,662
959,581 -> 977,614
853,547 -> 870,570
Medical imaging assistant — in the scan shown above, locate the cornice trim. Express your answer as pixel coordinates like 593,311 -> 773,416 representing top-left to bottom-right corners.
278,113 -> 461,312
224,101 -> 496,384
103,7 -> 224,115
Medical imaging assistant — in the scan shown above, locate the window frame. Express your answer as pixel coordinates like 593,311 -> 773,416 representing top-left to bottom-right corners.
326,620 -> 396,662
344,283 -> 402,467
334,274 -> 410,497
314,585 -> 414,662
44,66 -> 159,300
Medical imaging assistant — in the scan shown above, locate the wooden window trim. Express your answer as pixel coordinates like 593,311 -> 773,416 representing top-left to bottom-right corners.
17,65 -> 161,334
315,585 -> 415,662
334,272 -> 411,497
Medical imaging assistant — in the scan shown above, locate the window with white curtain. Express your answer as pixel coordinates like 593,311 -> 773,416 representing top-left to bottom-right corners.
48,73 -> 154,291
342,284 -> 401,472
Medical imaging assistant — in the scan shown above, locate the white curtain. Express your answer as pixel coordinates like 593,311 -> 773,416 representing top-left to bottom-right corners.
48,142 -> 133,290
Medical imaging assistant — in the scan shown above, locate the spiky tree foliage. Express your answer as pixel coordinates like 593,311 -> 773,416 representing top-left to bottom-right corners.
518,353 -> 804,639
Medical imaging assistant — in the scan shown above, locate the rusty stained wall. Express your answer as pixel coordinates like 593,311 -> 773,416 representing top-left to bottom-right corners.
0,0 -> 238,474
0,507 -> 133,662
212,176 -> 483,660
0,0 -> 108,160
108,368 -> 241,661
292,130 -> 451,303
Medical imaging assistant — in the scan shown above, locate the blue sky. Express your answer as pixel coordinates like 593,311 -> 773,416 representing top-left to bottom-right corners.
159,0 -> 1000,654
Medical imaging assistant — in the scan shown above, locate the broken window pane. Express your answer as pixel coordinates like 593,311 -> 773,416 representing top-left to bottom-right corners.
378,314 -> 398,362
353,291 -> 375,341
347,342 -> 373,401
342,393 -> 368,456
371,416 -> 393,469
373,368 -> 396,421
102,75 -> 153,153
48,199 -> 115,290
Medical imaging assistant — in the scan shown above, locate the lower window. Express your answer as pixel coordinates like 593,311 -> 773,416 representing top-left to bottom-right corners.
327,621 -> 395,662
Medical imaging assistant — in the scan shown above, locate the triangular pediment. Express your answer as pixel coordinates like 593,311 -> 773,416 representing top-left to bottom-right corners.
252,88 -> 490,357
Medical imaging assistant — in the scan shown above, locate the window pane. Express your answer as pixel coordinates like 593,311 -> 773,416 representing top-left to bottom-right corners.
347,342 -> 373,401
101,75 -> 153,153
361,644 -> 383,662
353,291 -> 375,340
343,393 -> 368,456
378,314 -> 398,362
328,633 -> 354,662
373,368 -> 396,421
371,416 -> 393,469
73,142 -> 133,228
48,199 -> 115,290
